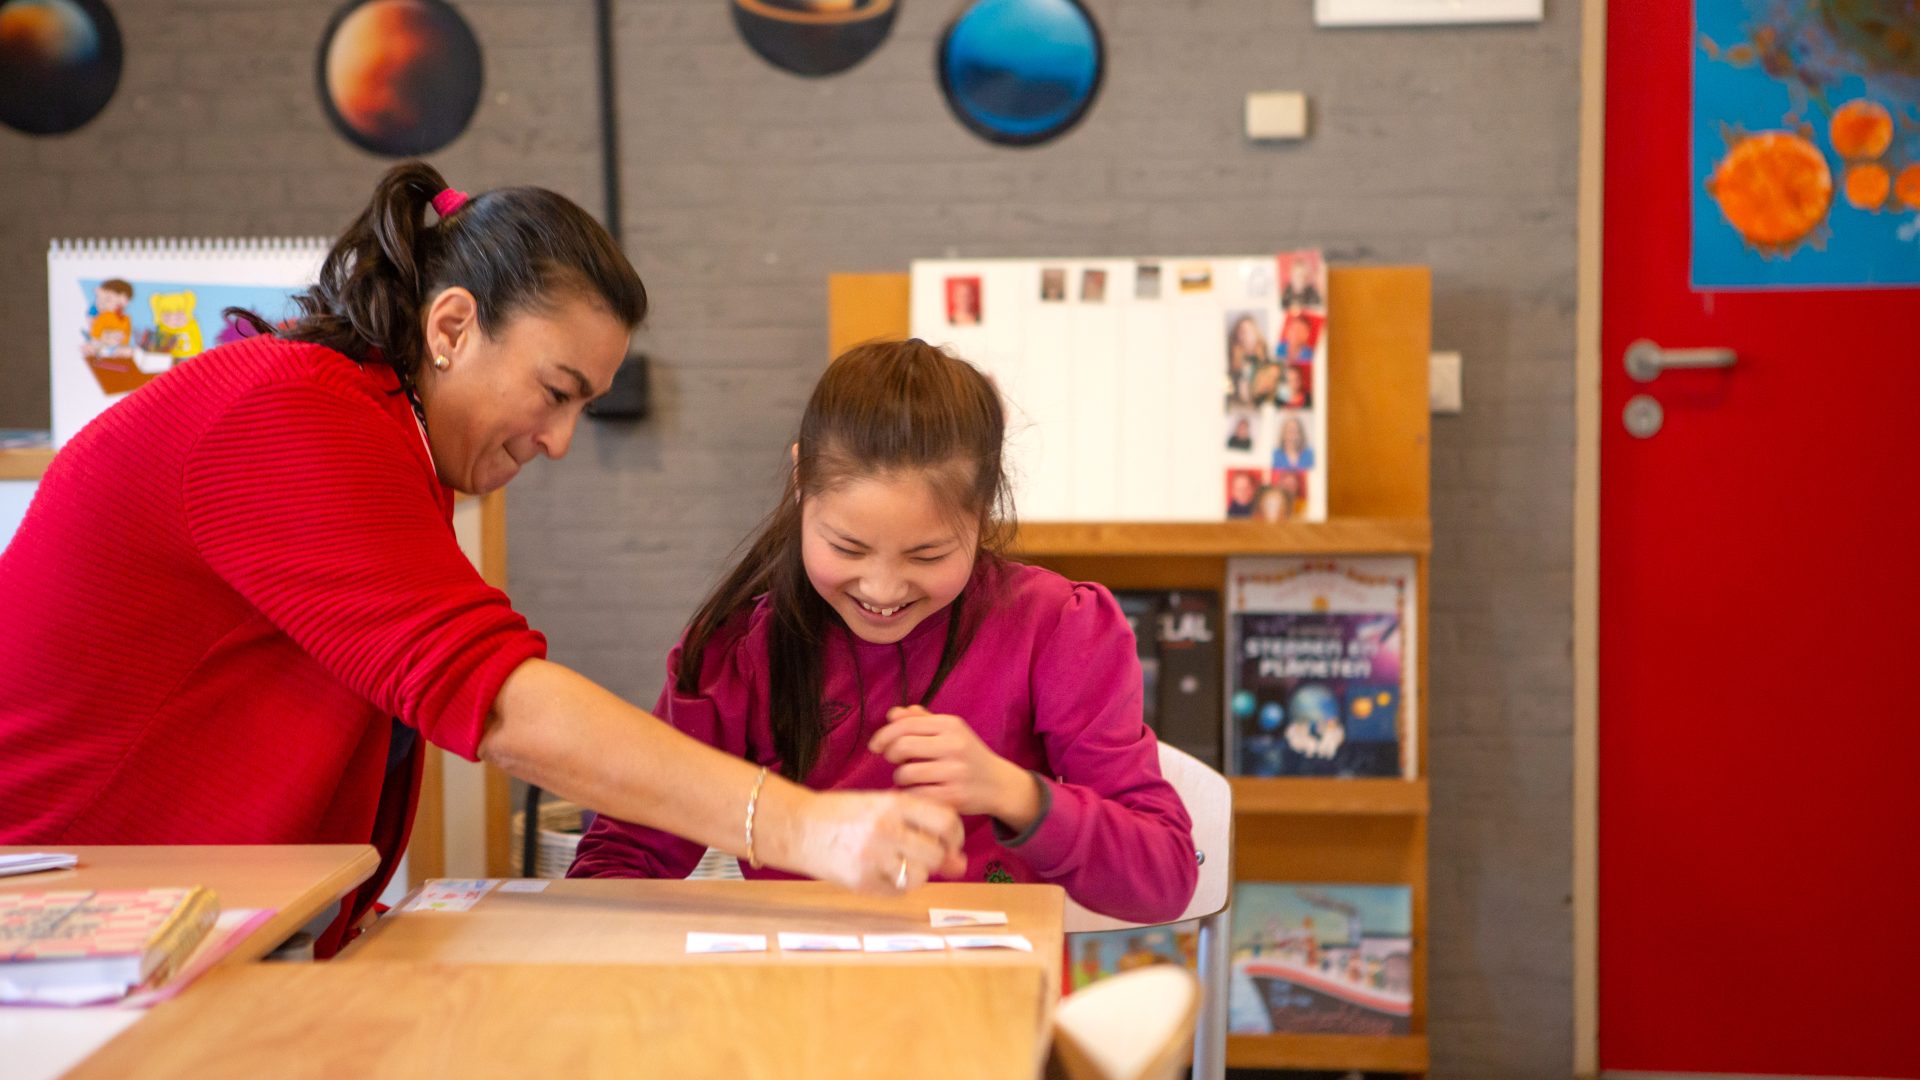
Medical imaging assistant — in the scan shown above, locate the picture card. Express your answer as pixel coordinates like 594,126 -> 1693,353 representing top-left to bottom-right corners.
686,932 -> 768,954
945,934 -> 1034,952
861,934 -> 948,953
777,932 -> 863,952
930,908 -> 1008,928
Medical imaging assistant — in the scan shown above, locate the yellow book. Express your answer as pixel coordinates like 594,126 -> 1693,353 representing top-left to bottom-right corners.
0,886 -> 219,1005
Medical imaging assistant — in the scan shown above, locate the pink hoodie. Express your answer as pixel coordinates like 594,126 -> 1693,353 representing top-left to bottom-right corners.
568,559 -> 1198,924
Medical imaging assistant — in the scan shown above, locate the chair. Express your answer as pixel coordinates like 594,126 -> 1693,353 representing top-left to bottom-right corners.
1048,965 -> 1201,1080
1065,742 -> 1232,1079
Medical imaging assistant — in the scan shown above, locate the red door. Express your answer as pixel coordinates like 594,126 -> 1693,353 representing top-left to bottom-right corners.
1600,1 -> 1920,1076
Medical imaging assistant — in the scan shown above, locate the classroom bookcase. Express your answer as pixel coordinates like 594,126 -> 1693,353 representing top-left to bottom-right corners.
828,266 -> 1433,1076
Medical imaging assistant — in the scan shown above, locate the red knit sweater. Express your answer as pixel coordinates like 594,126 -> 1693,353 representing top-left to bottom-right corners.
0,336 -> 545,877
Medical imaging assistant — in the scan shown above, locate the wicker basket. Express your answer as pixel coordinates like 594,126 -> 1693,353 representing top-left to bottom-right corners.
509,798 -> 585,879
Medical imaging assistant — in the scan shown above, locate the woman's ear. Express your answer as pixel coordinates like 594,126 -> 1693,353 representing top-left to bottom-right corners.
423,286 -> 479,362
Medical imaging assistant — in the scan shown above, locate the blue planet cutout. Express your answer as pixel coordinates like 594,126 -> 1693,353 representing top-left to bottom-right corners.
1231,690 -> 1255,719
938,0 -> 1103,146
1258,701 -> 1285,733
0,0 -> 123,136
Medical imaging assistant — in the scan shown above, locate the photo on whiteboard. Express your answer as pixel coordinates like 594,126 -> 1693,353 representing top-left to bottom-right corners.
1226,408 -> 1256,452
1274,361 -> 1313,409
1225,468 -> 1264,520
1134,261 -> 1161,299
1276,306 -> 1323,364
1039,267 -> 1067,302
1225,310 -> 1272,410
1178,263 -> 1213,293
1253,481 -> 1296,524
1271,413 -> 1316,472
1278,250 -> 1326,312
944,275 -> 983,326
1080,267 -> 1107,302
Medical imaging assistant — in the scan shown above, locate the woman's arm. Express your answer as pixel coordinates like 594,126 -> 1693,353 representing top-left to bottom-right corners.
481,658 -> 966,892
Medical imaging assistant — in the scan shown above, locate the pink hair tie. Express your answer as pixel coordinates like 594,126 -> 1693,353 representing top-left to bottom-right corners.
432,187 -> 470,218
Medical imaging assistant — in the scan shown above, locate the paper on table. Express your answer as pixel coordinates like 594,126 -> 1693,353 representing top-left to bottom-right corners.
944,934 -> 1034,952
777,932 -> 862,952
494,879 -> 549,894
400,879 -> 499,913
0,853 -> 78,878
861,934 -> 948,953
929,908 -> 1008,928
686,933 -> 767,954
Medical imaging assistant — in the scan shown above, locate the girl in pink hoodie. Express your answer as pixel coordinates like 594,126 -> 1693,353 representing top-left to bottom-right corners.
569,339 -> 1197,923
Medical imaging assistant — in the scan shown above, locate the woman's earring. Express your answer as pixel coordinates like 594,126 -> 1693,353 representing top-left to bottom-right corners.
432,354 -> 451,371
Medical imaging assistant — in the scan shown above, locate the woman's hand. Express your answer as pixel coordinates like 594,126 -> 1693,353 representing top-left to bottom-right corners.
869,705 -> 1042,833
766,783 -> 968,894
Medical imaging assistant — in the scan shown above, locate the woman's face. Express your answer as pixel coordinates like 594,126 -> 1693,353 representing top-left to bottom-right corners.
1282,418 -> 1305,453
801,467 -> 981,645
1285,317 -> 1312,351
420,289 -> 629,495
1233,318 -> 1262,354
1230,473 -> 1256,503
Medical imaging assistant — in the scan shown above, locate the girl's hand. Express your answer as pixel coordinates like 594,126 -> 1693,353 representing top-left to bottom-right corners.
870,705 -> 1042,833
775,785 -> 968,894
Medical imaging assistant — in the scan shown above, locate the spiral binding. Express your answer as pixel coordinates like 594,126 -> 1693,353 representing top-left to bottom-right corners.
48,237 -> 331,255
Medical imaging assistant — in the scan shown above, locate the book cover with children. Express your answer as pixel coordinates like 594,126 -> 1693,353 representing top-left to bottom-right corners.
1226,557 -> 1416,779
1068,920 -> 1201,993
48,239 -> 327,446
1228,882 -> 1413,1037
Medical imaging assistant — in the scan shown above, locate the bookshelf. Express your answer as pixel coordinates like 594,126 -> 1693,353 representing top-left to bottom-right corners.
829,265 -> 1433,1076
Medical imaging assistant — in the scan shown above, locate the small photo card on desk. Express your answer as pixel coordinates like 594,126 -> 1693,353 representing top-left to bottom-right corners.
401,879 -> 498,913
929,908 -> 1007,928
945,935 -> 1034,952
687,933 -> 768,954
862,934 -> 948,953
777,932 -> 862,952
0,852 -> 78,878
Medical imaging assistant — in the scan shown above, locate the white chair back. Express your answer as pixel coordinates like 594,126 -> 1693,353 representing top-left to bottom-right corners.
1062,741 -> 1233,1079
1065,742 -> 1232,932
1049,965 -> 1200,1080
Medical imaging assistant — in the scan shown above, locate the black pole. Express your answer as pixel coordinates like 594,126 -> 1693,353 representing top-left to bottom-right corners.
595,0 -> 623,244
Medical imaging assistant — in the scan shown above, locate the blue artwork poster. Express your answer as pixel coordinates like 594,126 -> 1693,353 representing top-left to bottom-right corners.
1691,0 -> 1920,289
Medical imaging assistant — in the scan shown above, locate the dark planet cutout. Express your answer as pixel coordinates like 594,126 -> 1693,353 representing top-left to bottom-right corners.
938,0 -> 1103,147
318,0 -> 483,157
0,0 -> 123,136
732,0 -> 897,78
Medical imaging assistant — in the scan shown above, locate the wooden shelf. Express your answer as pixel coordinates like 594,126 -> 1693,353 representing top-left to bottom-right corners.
0,448 -> 52,481
1009,518 -> 1431,558
1227,1032 -> 1429,1072
1232,777 -> 1429,816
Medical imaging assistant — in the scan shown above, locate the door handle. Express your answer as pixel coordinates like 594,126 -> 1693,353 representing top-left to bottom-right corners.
1625,339 -> 1738,383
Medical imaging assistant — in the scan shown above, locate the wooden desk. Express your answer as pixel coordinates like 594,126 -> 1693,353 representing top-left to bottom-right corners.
0,844 -> 379,1080
0,844 -> 379,965
66,960 -> 1049,1080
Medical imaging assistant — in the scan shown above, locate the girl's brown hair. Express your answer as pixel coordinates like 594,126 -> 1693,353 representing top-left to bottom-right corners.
679,339 -> 1014,781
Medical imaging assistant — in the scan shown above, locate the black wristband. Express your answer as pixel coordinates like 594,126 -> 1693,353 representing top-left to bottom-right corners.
994,771 -> 1052,848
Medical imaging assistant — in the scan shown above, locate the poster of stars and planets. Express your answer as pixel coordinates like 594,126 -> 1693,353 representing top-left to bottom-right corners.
1693,0 -> 1920,288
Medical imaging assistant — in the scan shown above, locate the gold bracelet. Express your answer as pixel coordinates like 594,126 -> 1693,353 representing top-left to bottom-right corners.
743,765 -> 769,870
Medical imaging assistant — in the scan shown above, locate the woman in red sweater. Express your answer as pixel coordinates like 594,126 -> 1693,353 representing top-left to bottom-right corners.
0,162 -> 962,953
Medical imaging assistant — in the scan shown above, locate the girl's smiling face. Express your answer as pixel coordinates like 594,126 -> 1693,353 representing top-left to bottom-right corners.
801,467 -> 981,645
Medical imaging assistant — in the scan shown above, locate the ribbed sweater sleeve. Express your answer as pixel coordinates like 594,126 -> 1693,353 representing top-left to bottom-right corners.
180,380 -> 545,760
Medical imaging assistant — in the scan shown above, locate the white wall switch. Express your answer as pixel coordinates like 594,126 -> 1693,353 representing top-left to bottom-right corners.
1246,92 -> 1309,141
1430,350 -> 1463,414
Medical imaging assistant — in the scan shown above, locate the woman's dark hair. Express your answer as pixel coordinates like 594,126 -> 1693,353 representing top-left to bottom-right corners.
679,339 -> 1014,782
229,160 -> 646,391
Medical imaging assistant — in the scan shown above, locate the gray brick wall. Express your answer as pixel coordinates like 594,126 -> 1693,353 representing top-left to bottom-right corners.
0,2 -> 1579,1075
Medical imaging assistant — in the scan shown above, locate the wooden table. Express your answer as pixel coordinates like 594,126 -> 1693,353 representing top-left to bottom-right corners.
73,879 -> 1065,1080
0,844 -> 378,1080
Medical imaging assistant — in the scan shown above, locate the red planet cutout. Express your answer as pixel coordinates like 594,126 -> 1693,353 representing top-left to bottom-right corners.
318,0 -> 483,157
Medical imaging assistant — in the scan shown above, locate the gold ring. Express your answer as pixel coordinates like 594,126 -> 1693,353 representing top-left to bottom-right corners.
894,859 -> 908,890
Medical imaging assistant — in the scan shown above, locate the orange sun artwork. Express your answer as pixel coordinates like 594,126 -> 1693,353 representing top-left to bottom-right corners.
1706,130 -> 1833,253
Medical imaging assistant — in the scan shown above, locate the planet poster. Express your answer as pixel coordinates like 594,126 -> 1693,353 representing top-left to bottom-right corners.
0,0 -> 123,136
1692,0 -> 1920,288
731,0 -> 897,78
318,0 -> 483,158
938,0 -> 1103,147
